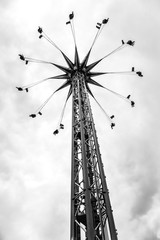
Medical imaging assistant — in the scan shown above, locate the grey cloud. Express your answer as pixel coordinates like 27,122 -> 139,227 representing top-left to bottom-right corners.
143,229 -> 160,240
0,0 -> 160,240
0,0 -> 12,9
123,138 -> 160,217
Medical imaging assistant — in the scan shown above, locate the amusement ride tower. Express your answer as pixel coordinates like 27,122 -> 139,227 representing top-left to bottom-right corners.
17,12 -> 143,240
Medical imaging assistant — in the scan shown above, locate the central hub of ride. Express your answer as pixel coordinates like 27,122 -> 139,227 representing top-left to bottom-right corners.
71,70 -> 85,82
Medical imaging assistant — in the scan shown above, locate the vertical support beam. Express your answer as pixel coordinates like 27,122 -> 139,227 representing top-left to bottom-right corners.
70,73 -> 81,240
77,74 -> 96,240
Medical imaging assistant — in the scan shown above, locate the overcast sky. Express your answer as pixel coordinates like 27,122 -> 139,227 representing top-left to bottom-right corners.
0,0 -> 160,239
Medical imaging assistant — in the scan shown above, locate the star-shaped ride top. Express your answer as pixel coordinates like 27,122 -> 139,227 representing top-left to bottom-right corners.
17,12 -> 143,134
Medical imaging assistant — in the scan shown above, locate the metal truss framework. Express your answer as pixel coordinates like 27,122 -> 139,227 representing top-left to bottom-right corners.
71,72 -> 118,240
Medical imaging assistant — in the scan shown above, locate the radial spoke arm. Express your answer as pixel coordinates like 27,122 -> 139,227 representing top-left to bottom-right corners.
87,78 -> 106,88
37,27 -> 74,69
86,83 -> 115,128
104,86 -> 135,107
29,90 -> 57,118
102,40 -> 135,61
61,52 -> 74,69
93,95 -> 116,129
52,63 -> 72,73
88,69 -> 135,77
18,54 -> 53,65
86,44 -> 125,72
66,12 -> 77,47
92,18 -> 109,50
88,67 -> 143,77
16,74 -> 69,92
19,54 -> 72,73
74,46 -> 80,68
53,85 -> 72,135
54,80 -> 71,93
86,59 -> 102,72
66,12 -> 81,69
38,26 -> 62,52
29,80 -> 70,119
101,44 -> 126,60
86,40 -> 135,72
81,18 -> 109,69
89,67 -> 143,78
88,78 -> 135,107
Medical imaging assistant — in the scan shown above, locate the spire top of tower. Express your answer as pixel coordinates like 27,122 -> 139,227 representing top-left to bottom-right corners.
74,46 -> 80,69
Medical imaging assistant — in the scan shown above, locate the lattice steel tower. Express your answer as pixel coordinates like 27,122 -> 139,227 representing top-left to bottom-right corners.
17,12 -> 143,240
